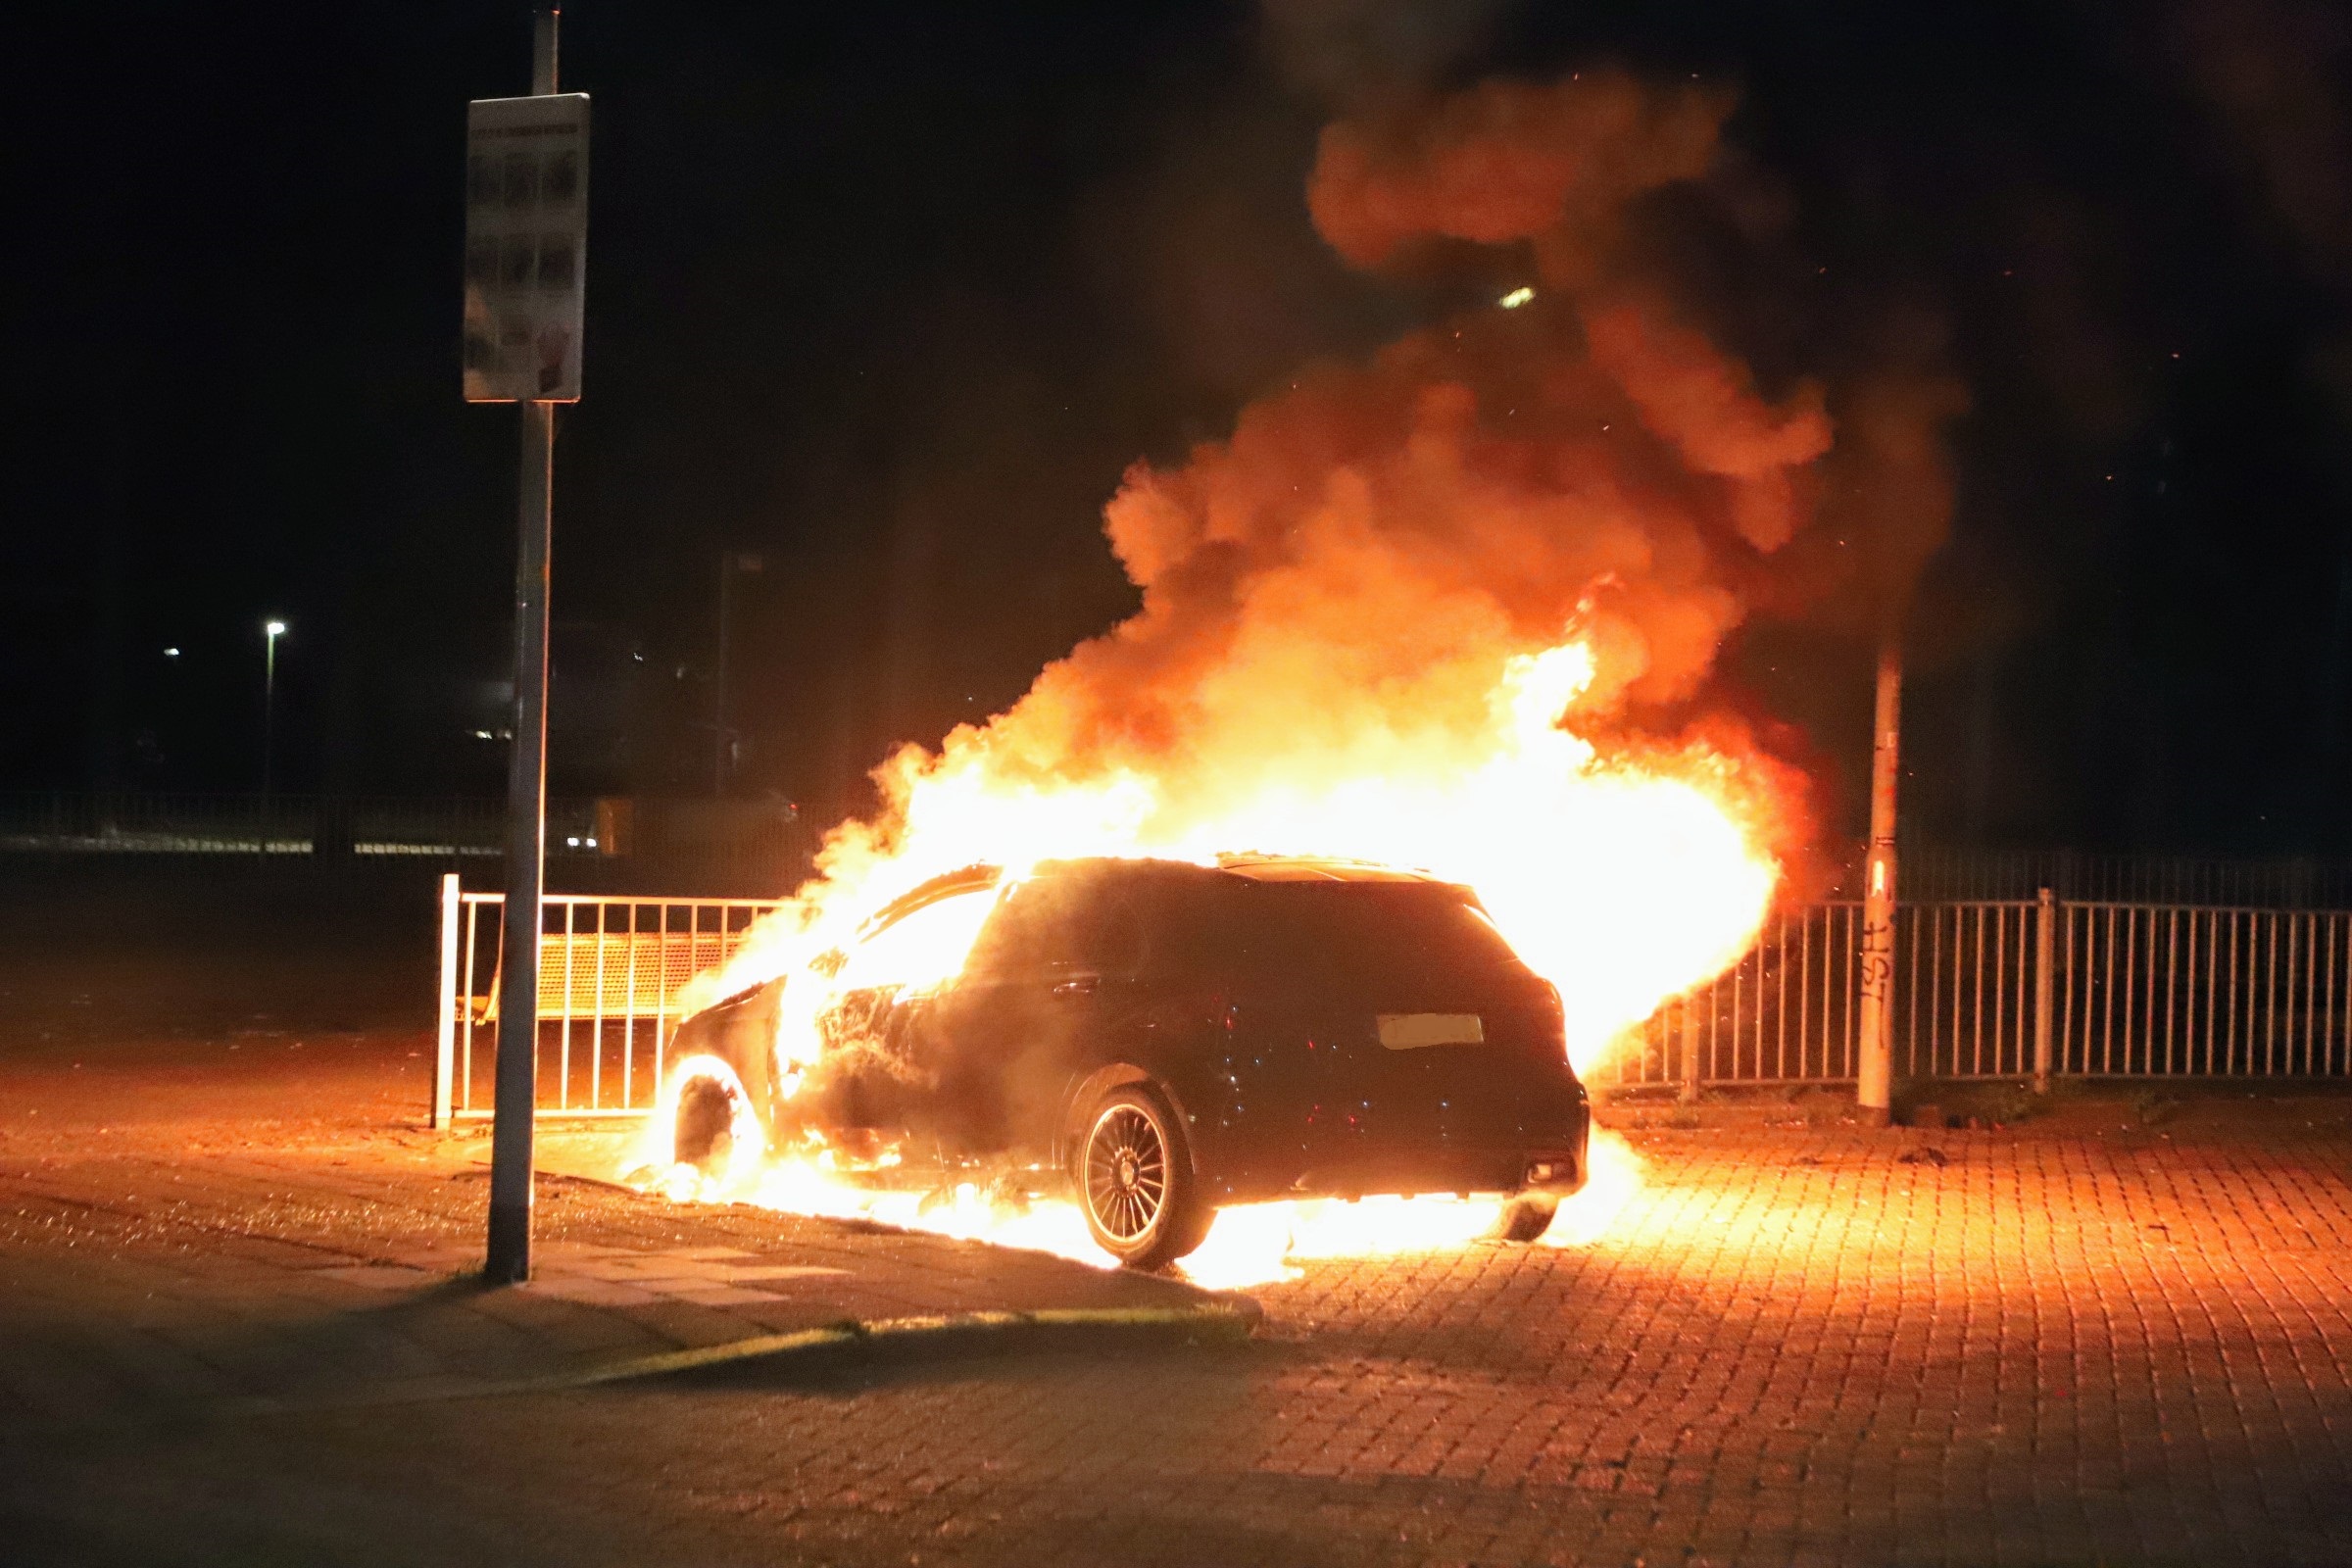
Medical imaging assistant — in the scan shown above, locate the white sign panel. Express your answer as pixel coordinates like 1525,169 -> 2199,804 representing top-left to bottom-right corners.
463,93 -> 589,402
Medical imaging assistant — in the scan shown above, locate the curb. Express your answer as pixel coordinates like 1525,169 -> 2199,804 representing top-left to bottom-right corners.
50,1298 -> 1262,1439
548,1298 -> 1265,1392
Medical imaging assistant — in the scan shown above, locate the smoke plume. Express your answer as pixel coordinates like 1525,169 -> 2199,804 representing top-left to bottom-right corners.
696,68 -> 1967,1038
843,73 -> 1933,840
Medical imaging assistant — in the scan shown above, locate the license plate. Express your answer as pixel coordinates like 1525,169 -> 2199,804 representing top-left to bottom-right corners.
1377,1012 -> 1485,1050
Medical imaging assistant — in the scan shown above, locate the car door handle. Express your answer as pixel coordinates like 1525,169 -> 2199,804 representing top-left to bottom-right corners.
1052,974 -> 1100,997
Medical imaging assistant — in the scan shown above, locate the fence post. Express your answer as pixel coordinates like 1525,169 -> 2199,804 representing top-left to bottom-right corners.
1679,994 -> 1701,1103
2034,886 -> 2056,1094
433,871 -> 460,1129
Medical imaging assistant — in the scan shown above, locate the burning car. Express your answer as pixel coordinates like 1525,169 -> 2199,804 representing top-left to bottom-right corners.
662,854 -> 1592,1268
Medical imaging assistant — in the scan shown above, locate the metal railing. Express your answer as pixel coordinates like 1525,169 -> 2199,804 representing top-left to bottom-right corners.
431,875 -> 783,1122
1604,894 -> 2352,1091
434,882 -> 2352,1121
1838,844 -> 2352,907
0,793 -> 820,880
2054,903 -> 2352,1076
0,792 -> 577,857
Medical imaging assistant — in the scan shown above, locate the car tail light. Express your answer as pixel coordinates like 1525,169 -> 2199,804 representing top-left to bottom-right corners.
1538,980 -> 1572,1065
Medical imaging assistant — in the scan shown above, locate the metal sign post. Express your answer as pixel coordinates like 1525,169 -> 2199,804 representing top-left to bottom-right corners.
470,9 -> 586,1285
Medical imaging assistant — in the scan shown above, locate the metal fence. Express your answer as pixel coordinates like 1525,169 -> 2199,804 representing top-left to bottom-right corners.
1605,895 -> 2352,1092
1,792 -> 576,857
436,880 -> 2352,1119
26,794 -> 2352,906
1838,844 -> 2352,907
2053,903 -> 2352,1077
1,792 -> 822,889
431,876 -> 783,1122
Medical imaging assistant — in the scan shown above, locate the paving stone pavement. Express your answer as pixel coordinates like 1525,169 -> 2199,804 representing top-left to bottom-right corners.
0,1117 -> 1221,1429
4,1062 -> 2352,1565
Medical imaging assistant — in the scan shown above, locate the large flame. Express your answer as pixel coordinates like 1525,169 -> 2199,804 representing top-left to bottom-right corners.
677,630 -> 1780,1074
614,64 -> 1958,1282
628,631 -> 1767,1287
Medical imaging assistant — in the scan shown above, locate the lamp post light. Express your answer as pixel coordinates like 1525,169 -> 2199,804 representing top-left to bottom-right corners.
262,619 -> 287,853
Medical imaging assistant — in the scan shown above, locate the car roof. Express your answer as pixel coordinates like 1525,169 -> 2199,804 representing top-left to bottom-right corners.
1208,854 -> 1441,884
869,853 -> 1446,927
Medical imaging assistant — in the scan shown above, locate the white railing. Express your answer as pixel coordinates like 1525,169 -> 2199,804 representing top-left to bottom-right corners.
2053,903 -> 2352,1076
430,874 -> 782,1122
436,882 -> 2352,1121
1600,895 -> 2352,1093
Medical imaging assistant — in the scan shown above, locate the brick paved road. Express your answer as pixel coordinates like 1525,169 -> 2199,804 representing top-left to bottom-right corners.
0,1049 -> 1217,1428
8,1087 -> 2351,1566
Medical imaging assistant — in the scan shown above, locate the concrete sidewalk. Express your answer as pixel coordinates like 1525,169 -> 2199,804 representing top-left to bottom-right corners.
0,1037 -> 1248,1435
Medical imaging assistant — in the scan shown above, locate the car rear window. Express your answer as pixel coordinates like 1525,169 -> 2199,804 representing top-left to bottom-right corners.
1162,880 -> 1530,993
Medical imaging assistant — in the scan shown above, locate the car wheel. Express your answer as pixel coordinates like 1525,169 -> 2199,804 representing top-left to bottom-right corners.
673,1070 -> 751,1179
1494,1192 -> 1559,1243
1078,1085 -> 1210,1269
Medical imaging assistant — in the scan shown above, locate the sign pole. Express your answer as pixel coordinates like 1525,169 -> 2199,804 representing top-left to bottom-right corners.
485,9 -> 563,1285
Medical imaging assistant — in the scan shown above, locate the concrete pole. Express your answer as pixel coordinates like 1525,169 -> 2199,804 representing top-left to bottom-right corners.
485,9 -> 560,1286
1855,637 -> 1902,1125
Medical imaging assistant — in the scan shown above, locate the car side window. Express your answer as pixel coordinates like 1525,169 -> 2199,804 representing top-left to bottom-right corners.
962,878 -> 1066,977
966,877 -> 1147,979
1068,893 -> 1145,975
836,888 -> 1000,993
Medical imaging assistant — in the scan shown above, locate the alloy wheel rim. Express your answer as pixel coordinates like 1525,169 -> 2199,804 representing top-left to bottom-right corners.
1085,1104 -> 1168,1242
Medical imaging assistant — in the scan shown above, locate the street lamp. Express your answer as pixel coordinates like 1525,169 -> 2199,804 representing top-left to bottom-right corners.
262,619 -> 287,853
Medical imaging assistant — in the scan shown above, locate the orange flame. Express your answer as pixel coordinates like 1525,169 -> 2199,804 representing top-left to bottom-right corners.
684,631 -> 1780,1077
631,631 -> 1756,1283
625,67 -> 1900,1278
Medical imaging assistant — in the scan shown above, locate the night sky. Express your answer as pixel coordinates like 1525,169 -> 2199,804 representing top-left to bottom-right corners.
7,1 -> 2351,854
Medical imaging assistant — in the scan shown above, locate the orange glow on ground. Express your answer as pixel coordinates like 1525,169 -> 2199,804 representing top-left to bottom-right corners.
633,1063 -> 1649,1290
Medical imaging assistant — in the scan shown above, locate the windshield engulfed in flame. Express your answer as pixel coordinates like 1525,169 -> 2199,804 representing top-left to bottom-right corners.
832,887 -> 1001,995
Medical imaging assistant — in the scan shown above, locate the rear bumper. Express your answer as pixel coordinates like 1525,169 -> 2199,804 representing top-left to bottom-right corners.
1284,1143 -> 1589,1201
1202,1098 -> 1592,1204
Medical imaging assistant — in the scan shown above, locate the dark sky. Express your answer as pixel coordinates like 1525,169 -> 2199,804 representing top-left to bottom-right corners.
7,0 -> 2351,854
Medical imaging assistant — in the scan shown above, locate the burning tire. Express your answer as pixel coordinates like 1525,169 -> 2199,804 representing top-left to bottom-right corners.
1494,1192 -> 1559,1243
1078,1085 -> 1210,1269
670,1063 -> 760,1182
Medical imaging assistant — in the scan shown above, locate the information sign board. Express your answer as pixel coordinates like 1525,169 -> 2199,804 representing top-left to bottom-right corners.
463,93 -> 589,402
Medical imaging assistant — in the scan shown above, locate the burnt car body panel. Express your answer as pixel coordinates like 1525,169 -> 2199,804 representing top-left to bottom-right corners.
662,856 -> 1591,1204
